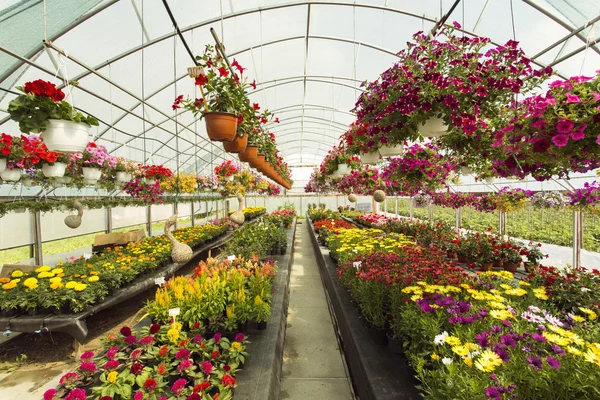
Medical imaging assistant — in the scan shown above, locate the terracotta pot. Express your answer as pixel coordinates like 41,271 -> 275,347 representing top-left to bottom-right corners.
480,263 -> 493,271
457,254 -> 467,263
446,251 -> 456,260
493,259 -> 503,268
504,262 -> 520,273
223,133 -> 248,153
238,145 -> 258,163
249,154 -> 266,170
204,112 -> 238,142
523,262 -> 538,273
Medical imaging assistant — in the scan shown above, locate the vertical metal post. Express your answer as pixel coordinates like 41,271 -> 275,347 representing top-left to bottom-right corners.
216,200 -> 220,219
300,196 -> 303,215
409,197 -> 414,219
191,202 -> 195,227
173,202 -> 178,229
428,205 -> 434,221
146,205 -> 152,237
573,210 -> 582,268
498,212 -> 506,239
395,197 -> 398,216
106,207 -> 113,233
32,211 -> 43,265
456,208 -> 462,233
336,195 -> 339,210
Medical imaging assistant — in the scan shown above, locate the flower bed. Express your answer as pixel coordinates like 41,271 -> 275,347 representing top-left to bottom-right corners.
228,207 -> 265,220
44,322 -> 247,400
0,223 -> 229,315
146,257 -> 276,333
266,209 -> 296,227
313,219 -> 354,232
223,214 -> 288,259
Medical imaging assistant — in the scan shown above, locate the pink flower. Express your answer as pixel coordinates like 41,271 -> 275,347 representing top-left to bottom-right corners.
552,134 -> 569,147
171,378 -> 187,395
59,371 -> 79,385
80,351 -> 94,363
178,359 -> 193,371
566,93 -> 581,103
555,119 -> 575,134
105,359 -> 120,370
44,388 -> 58,400
134,392 -> 143,400
571,123 -> 587,140
201,361 -> 213,375
65,388 -> 87,400
592,92 -> 600,102
79,362 -> 97,374
596,134 -> 600,145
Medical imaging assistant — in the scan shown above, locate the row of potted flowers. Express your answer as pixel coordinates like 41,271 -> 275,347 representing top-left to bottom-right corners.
0,222 -> 229,315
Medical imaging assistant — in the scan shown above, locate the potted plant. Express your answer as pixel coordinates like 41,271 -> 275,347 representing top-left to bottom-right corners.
71,142 -> 115,185
33,136 -> 69,178
113,157 -> 135,184
0,134 -> 40,181
142,165 -> 173,185
502,243 -> 523,273
174,45 -> 243,142
523,241 -> 546,272
7,79 -> 99,153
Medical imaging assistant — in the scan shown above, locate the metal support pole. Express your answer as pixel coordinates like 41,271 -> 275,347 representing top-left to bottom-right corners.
191,202 -> 195,227
573,210 -> 582,268
456,208 -> 462,233
395,197 -> 398,216
498,212 -> 506,239
216,200 -> 219,219
32,211 -> 43,265
173,202 -> 178,229
409,197 -> 414,219
428,205 -> 434,221
146,205 -> 152,237
106,207 -> 113,233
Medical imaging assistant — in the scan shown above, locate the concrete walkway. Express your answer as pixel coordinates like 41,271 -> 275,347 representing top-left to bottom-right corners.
280,222 -> 354,399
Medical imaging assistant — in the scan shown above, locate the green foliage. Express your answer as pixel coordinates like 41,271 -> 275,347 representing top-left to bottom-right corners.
223,218 -> 287,259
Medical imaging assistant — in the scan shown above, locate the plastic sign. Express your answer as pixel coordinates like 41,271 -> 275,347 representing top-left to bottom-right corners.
227,255 -> 236,261
168,307 -> 181,316
352,249 -> 358,253
154,277 -> 165,286
353,261 -> 362,270
83,253 -> 93,260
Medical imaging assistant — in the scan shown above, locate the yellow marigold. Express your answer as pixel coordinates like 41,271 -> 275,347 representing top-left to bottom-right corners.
52,268 -> 63,274
11,278 -> 20,283
36,266 -> 51,273
74,283 -> 87,291
2,281 -> 17,290
50,282 -> 63,290
107,371 -> 118,383
65,281 -> 77,289
230,341 -> 243,352
444,336 -> 461,346
37,271 -> 54,279
88,276 -> 99,282
49,277 -> 62,284
23,277 -> 38,289
0,278 -> 10,284
11,270 -> 23,278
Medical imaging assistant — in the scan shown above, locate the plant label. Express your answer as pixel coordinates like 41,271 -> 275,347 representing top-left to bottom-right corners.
168,307 -> 180,316
83,253 -> 93,260
353,261 -> 362,270
353,249 -> 358,253
154,277 -> 165,286
227,255 -> 236,261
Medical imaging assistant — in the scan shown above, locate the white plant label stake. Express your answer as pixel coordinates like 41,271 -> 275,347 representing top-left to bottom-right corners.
227,255 -> 236,261
155,277 -> 165,286
353,261 -> 362,270
168,307 -> 181,316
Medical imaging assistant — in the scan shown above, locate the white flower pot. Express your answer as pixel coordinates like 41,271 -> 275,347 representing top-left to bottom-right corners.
59,205 -> 70,211
331,170 -> 341,179
21,177 -> 33,187
116,172 -> 132,183
226,175 -> 234,182
82,167 -> 102,180
56,176 -> 72,184
1,168 -> 22,182
485,177 -> 495,183
460,166 -> 473,175
360,151 -> 379,165
419,117 -> 448,138
52,182 -> 65,188
0,159 -> 6,173
146,178 -> 157,185
378,144 -> 404,157
41,119 -> 90,153
337,164 -> 351,176
42,162 -> 67,178
84,178 -> 98,186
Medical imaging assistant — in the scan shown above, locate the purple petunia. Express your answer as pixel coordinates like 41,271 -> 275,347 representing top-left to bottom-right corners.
546,355 -> 561,369
527,355 -> 543,370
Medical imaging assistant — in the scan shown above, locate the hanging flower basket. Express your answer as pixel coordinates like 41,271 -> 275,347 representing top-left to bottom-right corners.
116,172 -> 132,183
360,151 -> 379,165
1,168 -> 22,182
0,159 -> 6,173
56,176 -> 72,184
484,177 -> 495,183
83,178 -> 98,186
460,166 -> 473,175
204,112 -> 238,142
41,119 -> 90,153
21,177 -> 33,187
223,133 -> 248,153
42,162 -> 67,178
331,170 -> 341,180
238,145 -> 258,163
337,164 -> 351,176
419,116 -> 448,138
82,167 -> 102,181
378,144 -> 404,157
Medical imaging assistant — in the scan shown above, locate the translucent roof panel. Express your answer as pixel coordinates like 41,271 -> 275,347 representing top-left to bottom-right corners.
1,0 -> 599,177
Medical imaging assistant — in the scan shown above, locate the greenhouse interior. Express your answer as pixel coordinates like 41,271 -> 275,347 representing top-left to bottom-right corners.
0,0 -> 600,399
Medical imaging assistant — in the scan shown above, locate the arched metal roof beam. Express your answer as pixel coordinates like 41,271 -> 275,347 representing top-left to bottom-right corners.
269,104 -> 355,117
270,121 -> 346,134
276,132 -> 339,143
253,77 -> 365,94
269,115 -> 349,128
274,130 -> 341,140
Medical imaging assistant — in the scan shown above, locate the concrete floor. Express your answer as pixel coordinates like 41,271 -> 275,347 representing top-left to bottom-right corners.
280,223 -> 354,400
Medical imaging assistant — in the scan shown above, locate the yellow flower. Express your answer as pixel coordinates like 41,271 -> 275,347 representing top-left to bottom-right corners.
74,283 -> 87,291
431,353 -> 440,361
2,281 -> 17,290
65,281 -> 77,289
580,308 -> 598,321
230,341 -> 243,352
49,277 -> 62,284
11,270 -> 23,278
504,288 -> 528,297
410,294 -> 423,302
23,277 -> 38,289
35,266 -> 51,273
464,342 -> 480,352
88,276 -> 99,283
487,301 -> 506,309
584,349 -> 600,366
489,310 -> 514,320
475,350 -> 503,372
52,268 -> 63,274
444,336 -> 461,346
50,282 -> 64,290
464,357 -> 473,367
571,315 -> 586,323
167,328 -> 179,343
37,271 -> 54,279
452,346 -> 469,357
254,295 -> 263,306
107,371 -> 118,383
566,346 -> 583,356
543,332 -> 570,347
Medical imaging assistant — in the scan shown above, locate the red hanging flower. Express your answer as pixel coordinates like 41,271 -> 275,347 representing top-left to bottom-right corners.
195,74 -> 208,86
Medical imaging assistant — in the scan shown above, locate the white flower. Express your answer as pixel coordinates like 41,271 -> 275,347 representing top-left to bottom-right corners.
468,350 -> 480,358
527,305 -> 541,313
434,331 -> 449,346
581,287 -> 591,292
442,357 -> 453,365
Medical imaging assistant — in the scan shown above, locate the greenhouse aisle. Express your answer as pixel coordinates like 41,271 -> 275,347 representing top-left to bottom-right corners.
280,223 -> 354,399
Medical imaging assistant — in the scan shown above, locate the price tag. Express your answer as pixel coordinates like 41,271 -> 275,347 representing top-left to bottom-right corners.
353,261 -> 362,270
352,249 -> 358,253
168,308 -> 180,316
154,277 -> 165,286
227,255 -> 236,261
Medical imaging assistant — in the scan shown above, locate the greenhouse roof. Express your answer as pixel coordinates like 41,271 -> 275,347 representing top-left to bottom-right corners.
0,0 -> 599,189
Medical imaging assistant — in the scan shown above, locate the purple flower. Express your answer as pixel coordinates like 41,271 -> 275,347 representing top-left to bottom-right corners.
213,333 -> 222,344
491,325 -> 503,334
500,334 -> 517,348
527,355 -> 543,370
546,355 -> 561,369
532,333 -> 547,343
551,344 -> 566,356
201,361 -> 213,375
494,347 -> 511,362
193,335 -> 203,344
485,386 -> 501,400
475,332 -> 490,348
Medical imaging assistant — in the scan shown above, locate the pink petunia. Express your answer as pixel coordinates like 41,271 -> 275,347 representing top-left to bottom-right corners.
552,134 -> 569,147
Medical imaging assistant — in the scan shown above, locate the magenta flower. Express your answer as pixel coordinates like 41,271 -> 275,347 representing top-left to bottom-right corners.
59,371 -> 79,385
201,361 -> 213,375
175,348 -> 190,360
178,359 -> 193,371
566,93 -> 581,103
552,134 -> 569,147
43,388 -> 58,400
546,355 -> 561,369
65,388 -> 87,400
79,362 -> 97,374
79,351 -> 94,363
526,355 -> 543,370
171,378 -> 187,395
555,119 -> 575,134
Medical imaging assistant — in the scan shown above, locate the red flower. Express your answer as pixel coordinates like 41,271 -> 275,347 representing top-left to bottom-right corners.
250,80 -> 257,90
221,374 -> 236,387
149,324 -> 161,334
130,363 -> 143,375
1,146 -> 10,156
210,350 -> 220,359
218,67 -> 229,77
232,59 -> 246,74
144,378 -> 157,391
253,103 -> 260,111
193,382 -> 210,393
120,326 -> 132,337
195,74 -> 208,86
157,364 -> 167,375
158,345 -> 169,357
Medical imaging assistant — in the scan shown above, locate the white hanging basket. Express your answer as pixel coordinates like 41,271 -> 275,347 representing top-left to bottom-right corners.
331,170 -> 341,180
21,177 -> 33,187
83,178 -> 98,186
52,182 -> 65,188
419,117 -> 449,138
378,144 -> 404,157
337,164 -> 351,176
226,175 -> 234,182
460,166 -> 473,175
116,172 -> 132,183
56,176 -> 72,184
147,178 -> 157,185
360,151 -> 379,165
82,167 -> 102,180
484,177 -> 495,183
1,168 -> 22,182
0,159 -> 6,173
42,162 -> 67,178
41,119 -> 90,153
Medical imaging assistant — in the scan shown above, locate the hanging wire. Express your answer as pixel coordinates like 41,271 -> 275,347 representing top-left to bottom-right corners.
509,0 -> 517,41
142,0 -> 147,167
579,20 -> 597,75
220,0 -> 225,45
174,30 -> 181,197
43,0 -> 47,41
